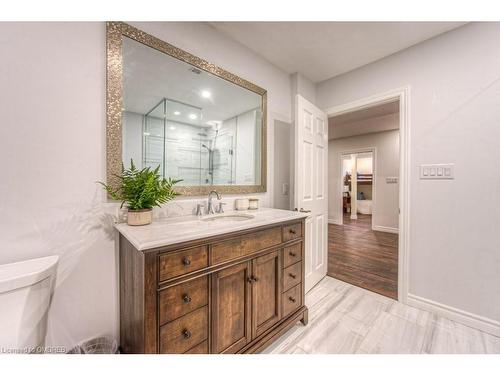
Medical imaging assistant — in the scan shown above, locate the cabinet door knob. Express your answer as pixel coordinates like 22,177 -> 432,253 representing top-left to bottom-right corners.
182,294 -> 192,304
253,276 -> 259,283
247,277 -> 254,284
289,252 -> 296,257
182,257 -> 191,266
289,273 -> 297,279
182,329 -> 192,339
289,229 -> 296,234
289,296 -> 296,303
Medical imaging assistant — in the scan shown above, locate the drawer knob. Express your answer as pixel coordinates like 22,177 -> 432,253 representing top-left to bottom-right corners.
289,273 -> 297,279
289,296 -> 296,303
289,252 -> 296,257
182,329 -> 192,339
182,294 -> 192,304
289,229 -> 296,234
182,257 -> 191,266
247,276 -> 258,283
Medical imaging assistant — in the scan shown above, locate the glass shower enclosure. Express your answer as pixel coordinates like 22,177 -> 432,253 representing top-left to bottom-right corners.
142,98 -> 235,186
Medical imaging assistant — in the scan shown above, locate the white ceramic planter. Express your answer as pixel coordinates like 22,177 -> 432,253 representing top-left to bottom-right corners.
127,208 -> 153,226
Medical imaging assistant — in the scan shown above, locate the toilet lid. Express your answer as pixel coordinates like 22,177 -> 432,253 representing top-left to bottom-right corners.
0,255 -> 59,293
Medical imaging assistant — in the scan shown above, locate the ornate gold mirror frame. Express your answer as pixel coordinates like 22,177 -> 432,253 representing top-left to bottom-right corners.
106,21 -> 267,196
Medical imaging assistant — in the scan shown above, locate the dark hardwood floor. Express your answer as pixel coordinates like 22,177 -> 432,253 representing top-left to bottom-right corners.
328,213 -> 398,299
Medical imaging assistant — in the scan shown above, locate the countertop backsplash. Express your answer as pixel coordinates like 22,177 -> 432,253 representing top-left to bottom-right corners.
114,194 -> 267,224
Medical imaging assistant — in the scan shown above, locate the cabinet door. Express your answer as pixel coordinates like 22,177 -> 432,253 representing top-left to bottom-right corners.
251,250 -> 282,338
211,261 -> 252,353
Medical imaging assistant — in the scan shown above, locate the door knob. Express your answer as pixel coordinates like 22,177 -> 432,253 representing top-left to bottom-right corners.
299,208 -> 311,213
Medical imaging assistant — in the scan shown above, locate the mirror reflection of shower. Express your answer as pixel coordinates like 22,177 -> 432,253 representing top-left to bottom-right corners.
201,128 -> 218,185
138,97 -> 259,186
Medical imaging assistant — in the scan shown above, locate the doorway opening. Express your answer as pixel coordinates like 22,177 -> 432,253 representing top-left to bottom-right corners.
327,100 -> 400,299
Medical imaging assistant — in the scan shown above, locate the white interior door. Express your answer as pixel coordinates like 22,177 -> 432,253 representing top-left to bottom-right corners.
294,95 -> 328,292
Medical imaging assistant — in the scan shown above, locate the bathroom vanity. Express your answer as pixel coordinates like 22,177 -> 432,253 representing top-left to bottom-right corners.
107,23 -> 308,353
116,208 -> 308,354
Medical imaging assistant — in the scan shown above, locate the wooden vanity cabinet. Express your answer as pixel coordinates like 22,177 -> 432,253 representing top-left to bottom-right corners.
119,218 -> 307,354
211,261 -> 252,353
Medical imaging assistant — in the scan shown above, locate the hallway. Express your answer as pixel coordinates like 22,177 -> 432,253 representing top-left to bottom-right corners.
328,213 -> 398,299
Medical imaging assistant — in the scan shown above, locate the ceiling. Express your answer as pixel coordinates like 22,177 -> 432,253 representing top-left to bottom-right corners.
331,100 -> 399,125
210,22 -> 466,82
329,101 -> 400,139
123,37 -> 261,126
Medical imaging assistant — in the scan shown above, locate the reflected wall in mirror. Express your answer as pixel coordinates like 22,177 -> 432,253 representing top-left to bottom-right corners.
107,22 -> 267,195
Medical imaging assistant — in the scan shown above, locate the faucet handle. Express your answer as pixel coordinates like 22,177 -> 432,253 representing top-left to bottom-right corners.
196,203 -> 205,216
217,202 -> 227,214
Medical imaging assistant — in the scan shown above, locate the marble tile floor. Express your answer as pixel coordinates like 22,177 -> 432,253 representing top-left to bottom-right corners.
263,277 -> 500,354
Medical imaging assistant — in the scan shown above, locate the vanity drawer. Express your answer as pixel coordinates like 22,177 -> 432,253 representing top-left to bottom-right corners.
283,262 -> 302,291
283,243 -> 302,268
159,306 -> 208,354
282,284 -> 302,318
185,340 -> 208,354
282,222 -> 302,242
211,227 -> 281,265
159,276 -> 208,325
159,246 -> 208,281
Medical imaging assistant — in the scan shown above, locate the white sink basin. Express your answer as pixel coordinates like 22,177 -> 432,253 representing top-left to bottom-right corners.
201,213 -> 255,222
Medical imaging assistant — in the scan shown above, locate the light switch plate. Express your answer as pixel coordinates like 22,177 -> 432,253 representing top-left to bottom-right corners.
420,163 -> 454,179
386,177 -> 398,184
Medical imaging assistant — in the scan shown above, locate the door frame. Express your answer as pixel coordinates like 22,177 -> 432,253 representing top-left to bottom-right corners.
337,148 -> 377,228
324,86 -> 410,304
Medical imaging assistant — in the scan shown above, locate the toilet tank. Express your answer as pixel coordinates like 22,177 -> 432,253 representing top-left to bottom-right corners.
0,255 -> 59,354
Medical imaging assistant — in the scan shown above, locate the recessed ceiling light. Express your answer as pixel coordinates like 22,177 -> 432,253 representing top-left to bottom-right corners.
189,114 -> 198,120
201,90 -> 211,98
173,111 -> 181,115
169,126 -> 176,130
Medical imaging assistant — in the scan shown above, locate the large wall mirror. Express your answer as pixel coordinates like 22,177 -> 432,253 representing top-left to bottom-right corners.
106,22 -> 267,196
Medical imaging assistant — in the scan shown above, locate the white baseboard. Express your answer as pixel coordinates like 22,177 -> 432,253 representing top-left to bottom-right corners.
328,218 -> 342,225
372,225 -> 399,234
407,293 -> 500,337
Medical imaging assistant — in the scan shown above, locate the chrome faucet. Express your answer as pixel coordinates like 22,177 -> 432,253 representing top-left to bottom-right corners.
207,190 -> 221,214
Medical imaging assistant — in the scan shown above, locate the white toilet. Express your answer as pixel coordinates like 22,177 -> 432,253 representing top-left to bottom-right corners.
0,255 -> 59,354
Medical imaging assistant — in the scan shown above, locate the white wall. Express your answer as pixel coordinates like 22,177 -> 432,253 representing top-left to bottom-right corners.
235,109 -> 258,185
318,22 -> 500,328
273,120 -> 292,210
329,130 -> 399,230
291,72 -> 316,105
0,22 -> 292,349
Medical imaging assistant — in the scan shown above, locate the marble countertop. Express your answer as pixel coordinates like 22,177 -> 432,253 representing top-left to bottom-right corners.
115,208 -> 309,251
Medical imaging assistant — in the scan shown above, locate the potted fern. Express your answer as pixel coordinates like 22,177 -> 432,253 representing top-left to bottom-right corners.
99,160 -> 182,226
